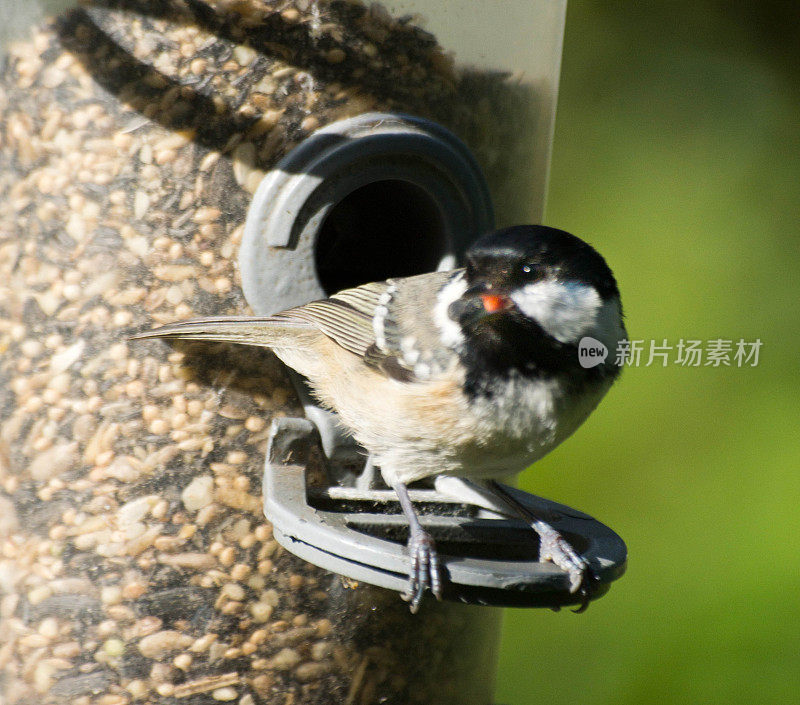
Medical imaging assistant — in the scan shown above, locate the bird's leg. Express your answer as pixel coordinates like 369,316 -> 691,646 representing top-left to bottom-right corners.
486,480 -> 594,607
392,481 -> 442,613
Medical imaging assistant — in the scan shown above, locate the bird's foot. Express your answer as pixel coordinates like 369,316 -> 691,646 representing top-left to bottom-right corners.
401,528 -> 442,613
481,481 -> 597,612
534,520 -> 597,610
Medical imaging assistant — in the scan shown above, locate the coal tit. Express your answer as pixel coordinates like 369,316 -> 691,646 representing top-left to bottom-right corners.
134,224 -> 626,611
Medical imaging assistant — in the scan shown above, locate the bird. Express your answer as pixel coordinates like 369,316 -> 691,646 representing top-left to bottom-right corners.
132,224 -> 626,612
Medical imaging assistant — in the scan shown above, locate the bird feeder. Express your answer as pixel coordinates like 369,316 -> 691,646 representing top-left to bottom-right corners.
0,2 -> 624,704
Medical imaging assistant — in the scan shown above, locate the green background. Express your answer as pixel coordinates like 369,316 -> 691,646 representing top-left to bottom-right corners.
496,2 -> 800,704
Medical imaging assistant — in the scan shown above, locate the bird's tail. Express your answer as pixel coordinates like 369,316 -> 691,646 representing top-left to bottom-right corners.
130,315 -> 308,348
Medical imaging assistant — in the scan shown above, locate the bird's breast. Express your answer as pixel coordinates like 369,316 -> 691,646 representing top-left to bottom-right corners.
279,336 -> 610,484
455,372 -> 612,476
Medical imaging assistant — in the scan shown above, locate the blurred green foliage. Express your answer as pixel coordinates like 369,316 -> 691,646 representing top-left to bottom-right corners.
495,2 -> 800,704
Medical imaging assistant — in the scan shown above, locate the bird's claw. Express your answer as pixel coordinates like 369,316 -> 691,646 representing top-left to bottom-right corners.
536,522 -> 596,610
571,567 -> 599,613
539,529 -> 587,592
401,529 -> 442,613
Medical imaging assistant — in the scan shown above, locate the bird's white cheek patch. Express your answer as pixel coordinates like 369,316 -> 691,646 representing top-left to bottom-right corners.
511,280 -> 603,344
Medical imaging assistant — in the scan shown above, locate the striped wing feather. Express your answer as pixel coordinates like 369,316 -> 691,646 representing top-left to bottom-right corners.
132,276 -> 453,383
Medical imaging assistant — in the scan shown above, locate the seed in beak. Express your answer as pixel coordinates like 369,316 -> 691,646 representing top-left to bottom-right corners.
480,294 -> 511,313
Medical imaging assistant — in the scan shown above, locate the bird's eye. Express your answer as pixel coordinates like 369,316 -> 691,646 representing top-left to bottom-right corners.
522,264 -> 531,274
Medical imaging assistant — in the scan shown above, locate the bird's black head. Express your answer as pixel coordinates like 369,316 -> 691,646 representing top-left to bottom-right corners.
440,225 -> 625,392
465,224 -> 619,301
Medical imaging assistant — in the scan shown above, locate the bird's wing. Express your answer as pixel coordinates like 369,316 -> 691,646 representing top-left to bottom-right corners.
132,272 -> 461,383
273,280 -> 388,359
277,272 -> 459,381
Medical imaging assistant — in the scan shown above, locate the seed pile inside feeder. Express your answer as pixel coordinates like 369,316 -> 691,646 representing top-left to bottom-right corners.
0,1 -> 535,702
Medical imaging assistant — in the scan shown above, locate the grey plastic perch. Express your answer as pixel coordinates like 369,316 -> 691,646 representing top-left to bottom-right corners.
264,417 -> 627,609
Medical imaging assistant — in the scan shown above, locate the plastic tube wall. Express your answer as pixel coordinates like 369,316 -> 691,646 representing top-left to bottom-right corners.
0,2 -> 564,703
